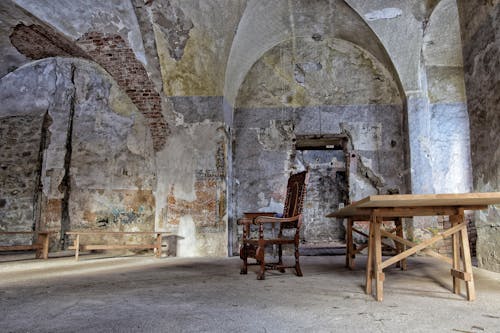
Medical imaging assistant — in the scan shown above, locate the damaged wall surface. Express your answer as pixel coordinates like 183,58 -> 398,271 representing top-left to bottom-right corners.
232,36 -> 406,251
0,58 -> 156,248
0,0 -> 497,268
458,0 -> 500,272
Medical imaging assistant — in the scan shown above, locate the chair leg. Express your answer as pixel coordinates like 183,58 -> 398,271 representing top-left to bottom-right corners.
294,243 -> 303,277
256,244 -> 266,280
278,244 -> 285,273
257,262 -> 266,280
240,246 -> 248,274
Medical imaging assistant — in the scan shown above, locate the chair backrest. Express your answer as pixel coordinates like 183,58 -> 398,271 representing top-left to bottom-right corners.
282,170 -> 308,220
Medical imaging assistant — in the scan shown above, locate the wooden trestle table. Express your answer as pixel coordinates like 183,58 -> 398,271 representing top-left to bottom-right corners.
327,193 -> 500,301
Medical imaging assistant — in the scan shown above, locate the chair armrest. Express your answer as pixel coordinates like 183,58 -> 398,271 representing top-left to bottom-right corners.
237,218 -> 254,226
238,212 -> 277,225
242,212 -> 277,219
254,214 -> 301,224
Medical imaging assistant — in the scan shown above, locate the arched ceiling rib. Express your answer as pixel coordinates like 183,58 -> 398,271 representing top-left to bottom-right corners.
423,0 -> 463,67
224,0 -> 403,109
224,0 -> 291,107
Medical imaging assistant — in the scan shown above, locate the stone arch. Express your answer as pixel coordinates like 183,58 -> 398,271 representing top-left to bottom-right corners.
0,57 -> 157,248
224,0 -> 405,120
9,23 -> 168,151
231,34 -> 406,248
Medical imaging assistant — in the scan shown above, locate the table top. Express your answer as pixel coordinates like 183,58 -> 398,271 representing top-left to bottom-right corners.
327,192 -> 500,217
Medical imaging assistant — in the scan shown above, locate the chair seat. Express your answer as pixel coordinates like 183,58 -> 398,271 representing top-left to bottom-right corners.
244,238 -> 296,245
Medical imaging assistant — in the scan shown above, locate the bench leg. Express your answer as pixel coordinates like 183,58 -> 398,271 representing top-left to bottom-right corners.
155,233 -> 162,258
35,233 -> 49,259
75,234 -> 80,261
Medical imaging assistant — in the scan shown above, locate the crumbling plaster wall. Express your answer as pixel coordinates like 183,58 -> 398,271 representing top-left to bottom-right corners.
0,58 -> 156,249
0,0 -> 485,259
150,0 -> 245,257
232,38 -> 406,251
345,0 -> 472,195
1,0 -> 242,256
230,0 -> 475,255
458,0 -> 500,272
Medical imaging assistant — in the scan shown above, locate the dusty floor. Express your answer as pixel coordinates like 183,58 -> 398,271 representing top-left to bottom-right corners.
1,252 -> 500,333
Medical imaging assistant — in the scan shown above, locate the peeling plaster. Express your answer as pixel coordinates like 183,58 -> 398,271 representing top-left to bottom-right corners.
364,8 -> 402,21
152,1 -> 193,61
257,120 -> 295,151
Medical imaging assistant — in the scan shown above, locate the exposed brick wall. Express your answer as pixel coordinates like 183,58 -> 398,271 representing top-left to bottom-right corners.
10,24 -> 89,60
77,32 -> 167,151
10,24 -> 167,151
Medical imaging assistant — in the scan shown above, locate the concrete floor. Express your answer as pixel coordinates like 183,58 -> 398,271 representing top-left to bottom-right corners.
1,252 -> 500,333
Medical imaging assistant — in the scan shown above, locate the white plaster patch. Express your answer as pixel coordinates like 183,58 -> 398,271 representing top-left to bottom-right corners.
341,122 -> 382,151
257,192 -> 268,208
364,8 -> 402,21
177,216 -> 198,257
258,198 -> 284,214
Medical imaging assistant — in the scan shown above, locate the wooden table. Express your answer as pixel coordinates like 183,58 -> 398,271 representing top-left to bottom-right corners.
327,192 -> 500,301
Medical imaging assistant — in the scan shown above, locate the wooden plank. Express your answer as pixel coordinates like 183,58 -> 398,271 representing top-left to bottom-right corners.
66,231 -> 173,235
451,269 -> 472,282
373,217 -> 384,301
69,244 -> 157,250
75,234 -> 80,261
451,215 -> 461,294
380,223 -> 466,270
459,219 -> 476,301
354,192 -> 500,208
36,233 -> 50,259
352,227 -> 369,239
365,219 -> 374,295
380,229 -> 453,265
346,218 -> 353,269
0,231 -> 53,234
155,233 -> 162,258
0,245 -> 41,251
395,218 -> 407,270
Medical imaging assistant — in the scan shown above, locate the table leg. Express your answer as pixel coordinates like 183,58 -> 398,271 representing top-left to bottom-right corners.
346,218 -> 354,269
374,216 -> 384,301
395,218 -> 407,270
458,217 -> 475,301
365,218 -> 374,295
451,215 -> 461,295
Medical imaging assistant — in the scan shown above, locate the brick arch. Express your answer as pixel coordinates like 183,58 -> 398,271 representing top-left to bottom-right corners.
10,24 -> 167,151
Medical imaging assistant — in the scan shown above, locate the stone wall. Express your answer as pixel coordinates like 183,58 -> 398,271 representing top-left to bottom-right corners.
0,113 -> 44,246
0,58 -> 157,249
458,0 -> 500,272
232,38 -> 406,252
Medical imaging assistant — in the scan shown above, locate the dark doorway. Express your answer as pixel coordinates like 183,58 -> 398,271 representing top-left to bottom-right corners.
294,135 -> 349,247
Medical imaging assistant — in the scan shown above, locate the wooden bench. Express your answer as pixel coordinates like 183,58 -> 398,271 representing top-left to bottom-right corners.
66,231 -> 172,261
0,231 -> 52,259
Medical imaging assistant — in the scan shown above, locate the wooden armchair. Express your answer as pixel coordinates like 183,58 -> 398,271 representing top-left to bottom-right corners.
238,171 -> 308,280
